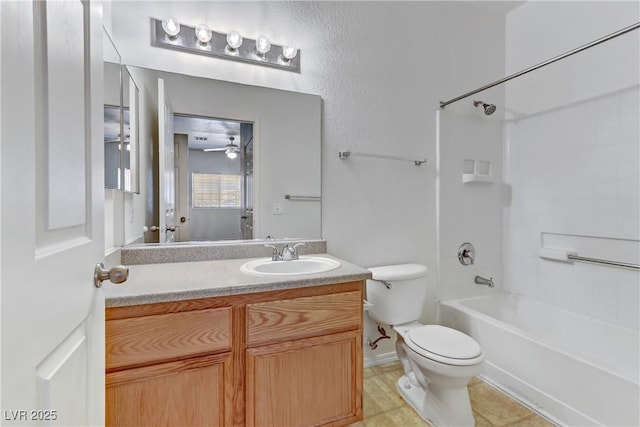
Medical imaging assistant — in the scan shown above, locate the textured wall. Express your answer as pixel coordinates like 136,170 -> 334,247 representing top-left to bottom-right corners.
110,1 -> 506,359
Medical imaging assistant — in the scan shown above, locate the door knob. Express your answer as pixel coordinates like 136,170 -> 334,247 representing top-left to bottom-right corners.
166,225 -> 176,232
94,263 -> 129,288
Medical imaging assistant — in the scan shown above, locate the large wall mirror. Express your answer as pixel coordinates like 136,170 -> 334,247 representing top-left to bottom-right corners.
122,66 -> 322,245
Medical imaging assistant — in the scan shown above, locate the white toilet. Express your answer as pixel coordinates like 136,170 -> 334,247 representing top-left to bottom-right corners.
366,264 -> 484,427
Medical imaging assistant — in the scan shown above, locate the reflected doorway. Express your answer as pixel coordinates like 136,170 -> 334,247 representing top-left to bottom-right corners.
173,114 -> 253,242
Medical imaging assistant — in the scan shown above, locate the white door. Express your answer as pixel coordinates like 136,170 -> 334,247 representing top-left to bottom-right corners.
175,137 -> 190,242
1,2 -> 106,425
158,78 -> 176,243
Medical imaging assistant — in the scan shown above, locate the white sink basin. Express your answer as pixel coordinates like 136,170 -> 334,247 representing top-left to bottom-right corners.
240,256 -> 341,276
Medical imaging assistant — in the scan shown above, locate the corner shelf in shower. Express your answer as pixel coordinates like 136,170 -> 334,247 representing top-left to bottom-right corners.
462,174 -> 494,184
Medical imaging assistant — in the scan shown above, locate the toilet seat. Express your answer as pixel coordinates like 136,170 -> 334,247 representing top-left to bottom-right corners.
405,325 -> 483,366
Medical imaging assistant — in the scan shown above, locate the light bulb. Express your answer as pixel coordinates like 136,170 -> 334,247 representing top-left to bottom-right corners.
194,24 -> 212,44
225,148 -> 238,159
255,36 -> 271,55
161,18 -> 180,37
226,31 -> 243,50
282,46 -> 297,61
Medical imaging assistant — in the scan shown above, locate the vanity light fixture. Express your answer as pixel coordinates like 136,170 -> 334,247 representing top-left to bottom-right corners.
161,18 -> 180,39
281,46 -> 298,62
194,24 -> 212,45
255,36 -> 271,56
226,30 -> 243,54
151,18 -> 300,72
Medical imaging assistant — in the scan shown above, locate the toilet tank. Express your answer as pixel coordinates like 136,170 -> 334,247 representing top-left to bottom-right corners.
366,264 -> 428,325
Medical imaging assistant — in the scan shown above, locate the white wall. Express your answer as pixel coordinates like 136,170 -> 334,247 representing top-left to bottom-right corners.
110,1 -> 507,359
503,2 -> 640,330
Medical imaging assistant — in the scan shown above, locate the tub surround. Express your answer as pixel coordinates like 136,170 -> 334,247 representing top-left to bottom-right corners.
121,238 -> 327,265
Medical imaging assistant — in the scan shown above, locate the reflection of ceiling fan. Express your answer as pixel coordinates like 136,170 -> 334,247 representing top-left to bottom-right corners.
203,136 -> 239,159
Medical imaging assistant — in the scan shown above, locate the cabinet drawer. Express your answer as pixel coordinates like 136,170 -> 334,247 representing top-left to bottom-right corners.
106,307 -> 231,371
247,290 -> 361,346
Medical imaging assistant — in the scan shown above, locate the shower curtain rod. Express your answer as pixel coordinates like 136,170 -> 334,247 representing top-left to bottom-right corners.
439,22 -> 640,109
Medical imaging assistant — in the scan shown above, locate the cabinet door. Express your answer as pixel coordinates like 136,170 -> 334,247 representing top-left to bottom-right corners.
106,354 -> 232,427
246,331 -> 363,427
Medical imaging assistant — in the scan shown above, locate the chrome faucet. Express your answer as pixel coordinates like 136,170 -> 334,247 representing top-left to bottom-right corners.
264,244 -> 282,261
281,242 -> 305,260
474,275 -> 494,287
264,242 -> 305,261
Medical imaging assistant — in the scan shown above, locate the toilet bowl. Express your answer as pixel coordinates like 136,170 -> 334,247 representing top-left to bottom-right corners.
394,322 -> 484,427
366,264 -> 484,427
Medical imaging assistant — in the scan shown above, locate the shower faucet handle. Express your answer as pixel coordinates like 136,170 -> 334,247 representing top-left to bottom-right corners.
458,242 -> 475,266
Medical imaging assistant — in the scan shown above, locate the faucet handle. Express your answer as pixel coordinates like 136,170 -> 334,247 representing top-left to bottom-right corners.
264,244 -> 281,261
280,244 -> 294,261
458,242 -> 475,266
279,243 -> 305,261
292,242 -> 305,257
291,242 -> 306,259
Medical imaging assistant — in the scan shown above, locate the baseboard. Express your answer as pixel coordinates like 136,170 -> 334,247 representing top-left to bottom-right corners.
364,351 -> 398,368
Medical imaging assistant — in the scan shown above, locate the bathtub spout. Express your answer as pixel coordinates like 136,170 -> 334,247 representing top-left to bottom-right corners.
474,275 -> 494,287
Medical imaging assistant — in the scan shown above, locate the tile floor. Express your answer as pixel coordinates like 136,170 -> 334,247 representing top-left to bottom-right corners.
350,362 -> 556,427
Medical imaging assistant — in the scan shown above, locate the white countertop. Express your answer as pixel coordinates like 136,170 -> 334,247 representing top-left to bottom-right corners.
105,254 -> 372,307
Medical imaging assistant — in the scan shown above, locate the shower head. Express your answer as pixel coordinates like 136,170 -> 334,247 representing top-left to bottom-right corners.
473,100 -> 497,115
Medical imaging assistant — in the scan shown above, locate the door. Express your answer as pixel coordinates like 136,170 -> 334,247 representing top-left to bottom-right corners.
158,78 -> 176,243
174,136 -> 190,242
1,1 -> 105,425
241,124 -> 254,240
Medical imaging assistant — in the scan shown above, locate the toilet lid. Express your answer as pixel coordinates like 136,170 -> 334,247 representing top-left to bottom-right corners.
408,325 -> 482,360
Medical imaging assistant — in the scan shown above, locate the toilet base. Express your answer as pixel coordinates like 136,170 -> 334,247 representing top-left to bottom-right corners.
396,374 -> 476,427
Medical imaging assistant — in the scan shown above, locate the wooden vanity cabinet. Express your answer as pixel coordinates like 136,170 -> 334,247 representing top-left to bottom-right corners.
105,303 -> 234,426
105,281 -> 363,427
245,289 -> 363,427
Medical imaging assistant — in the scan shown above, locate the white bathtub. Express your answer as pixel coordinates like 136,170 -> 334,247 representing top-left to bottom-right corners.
440,294 -> 639,426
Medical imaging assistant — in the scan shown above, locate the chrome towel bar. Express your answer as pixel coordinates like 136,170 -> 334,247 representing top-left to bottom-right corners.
284,194 -> 321,201
567,254 -> 639,270
338,150 -> 427,166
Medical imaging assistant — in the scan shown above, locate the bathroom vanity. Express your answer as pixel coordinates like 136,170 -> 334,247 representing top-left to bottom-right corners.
104,251 -> 370,427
